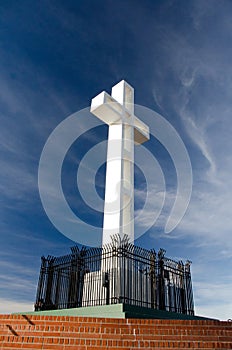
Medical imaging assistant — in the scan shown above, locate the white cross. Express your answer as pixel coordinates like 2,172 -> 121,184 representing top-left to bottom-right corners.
90,80 -> 149,246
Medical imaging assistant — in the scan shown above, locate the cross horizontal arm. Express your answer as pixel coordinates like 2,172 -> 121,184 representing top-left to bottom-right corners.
90,91 -> 123,125
134,116 -> 150,145
91,91 -> 150,145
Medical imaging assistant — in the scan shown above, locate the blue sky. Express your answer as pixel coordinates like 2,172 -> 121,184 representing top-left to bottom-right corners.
0,0 -> 232,320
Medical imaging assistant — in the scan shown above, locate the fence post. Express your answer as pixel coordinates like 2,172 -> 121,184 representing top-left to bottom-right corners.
34,256 -> 46,311
45,256 -> 55,309
184,260 -> 194,315
150,250 -> 156,309
158,249 -> 166,310
103,272 -> 110,305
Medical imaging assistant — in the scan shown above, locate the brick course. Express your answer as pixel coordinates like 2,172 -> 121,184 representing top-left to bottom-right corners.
0,314 -> 231,349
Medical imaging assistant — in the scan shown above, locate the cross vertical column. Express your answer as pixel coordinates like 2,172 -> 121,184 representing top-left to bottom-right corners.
90,80 -> 149,247
103,81 -> 135,245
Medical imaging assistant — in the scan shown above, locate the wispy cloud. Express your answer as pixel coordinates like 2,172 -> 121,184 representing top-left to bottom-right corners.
146,2 -> 232,320
148,0 -> 232,237
149,1 -> 232,186
135,186 -> 174,229
0,274 -> 36,292
0,260 -> 36,277
179,111 -> 217,183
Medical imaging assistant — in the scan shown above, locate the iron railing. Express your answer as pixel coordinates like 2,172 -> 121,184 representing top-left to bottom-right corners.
35,235 -> 194,315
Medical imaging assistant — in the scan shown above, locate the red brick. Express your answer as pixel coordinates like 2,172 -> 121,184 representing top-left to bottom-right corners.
1,314 -> 232,349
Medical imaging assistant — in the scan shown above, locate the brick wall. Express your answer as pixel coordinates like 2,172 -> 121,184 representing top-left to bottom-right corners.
0,314 -> 232,349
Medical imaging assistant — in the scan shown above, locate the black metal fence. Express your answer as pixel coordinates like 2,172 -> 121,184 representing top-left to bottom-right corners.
35,236 -> 194,315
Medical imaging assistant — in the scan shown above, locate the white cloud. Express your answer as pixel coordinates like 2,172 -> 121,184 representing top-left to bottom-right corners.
196,304 -> 232,321
0,298 -> 33,314
177,185 -> 232,249
194,281 -> 232,321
